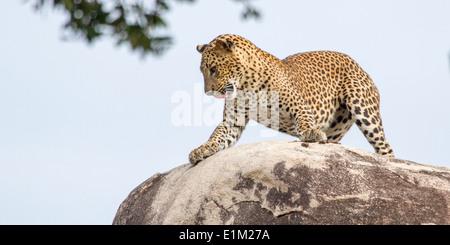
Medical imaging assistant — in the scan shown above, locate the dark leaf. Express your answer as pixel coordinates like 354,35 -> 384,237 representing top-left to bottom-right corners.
28,0 -> 262,57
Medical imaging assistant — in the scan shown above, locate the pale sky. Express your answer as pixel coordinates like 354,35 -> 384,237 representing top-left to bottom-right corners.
1,0 -> 449,224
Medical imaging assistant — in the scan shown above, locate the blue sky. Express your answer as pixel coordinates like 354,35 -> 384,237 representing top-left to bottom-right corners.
1,0 -> 449,224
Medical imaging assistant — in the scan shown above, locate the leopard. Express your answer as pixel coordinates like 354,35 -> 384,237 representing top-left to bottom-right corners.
189,34 -> 394,165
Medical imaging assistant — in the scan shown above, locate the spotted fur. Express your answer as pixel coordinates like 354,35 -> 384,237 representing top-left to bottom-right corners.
189,34 -> 394,165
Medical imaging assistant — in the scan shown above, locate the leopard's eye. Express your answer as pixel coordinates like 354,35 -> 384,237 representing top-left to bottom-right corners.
209,66 -> 217,76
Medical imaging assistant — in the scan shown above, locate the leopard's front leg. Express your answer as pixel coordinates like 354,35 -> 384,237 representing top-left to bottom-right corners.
283,89 -> 327,143
294,109 -> 327,143
189,121 -> 246,165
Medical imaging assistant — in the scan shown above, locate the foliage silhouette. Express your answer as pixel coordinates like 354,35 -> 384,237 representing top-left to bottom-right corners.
30,0 -> 260,57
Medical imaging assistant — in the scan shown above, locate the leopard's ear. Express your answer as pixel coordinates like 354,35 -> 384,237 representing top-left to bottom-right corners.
196,44 -> 207,54
213,39 -> 235,53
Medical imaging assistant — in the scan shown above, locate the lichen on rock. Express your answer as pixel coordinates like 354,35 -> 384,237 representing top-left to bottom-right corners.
113,141 -> 450,225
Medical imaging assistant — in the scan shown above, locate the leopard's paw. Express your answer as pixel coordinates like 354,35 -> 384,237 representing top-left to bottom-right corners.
298,128 -> 327,143
188,142 -> 217,165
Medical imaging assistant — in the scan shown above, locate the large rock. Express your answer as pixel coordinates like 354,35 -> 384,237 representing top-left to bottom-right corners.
113,141 -> 450,225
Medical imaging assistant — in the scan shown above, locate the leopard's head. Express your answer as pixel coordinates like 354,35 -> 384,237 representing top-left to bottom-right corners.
197,35 -> 247,99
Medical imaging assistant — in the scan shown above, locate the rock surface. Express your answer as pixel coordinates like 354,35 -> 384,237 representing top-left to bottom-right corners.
113,141 -> 450,225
